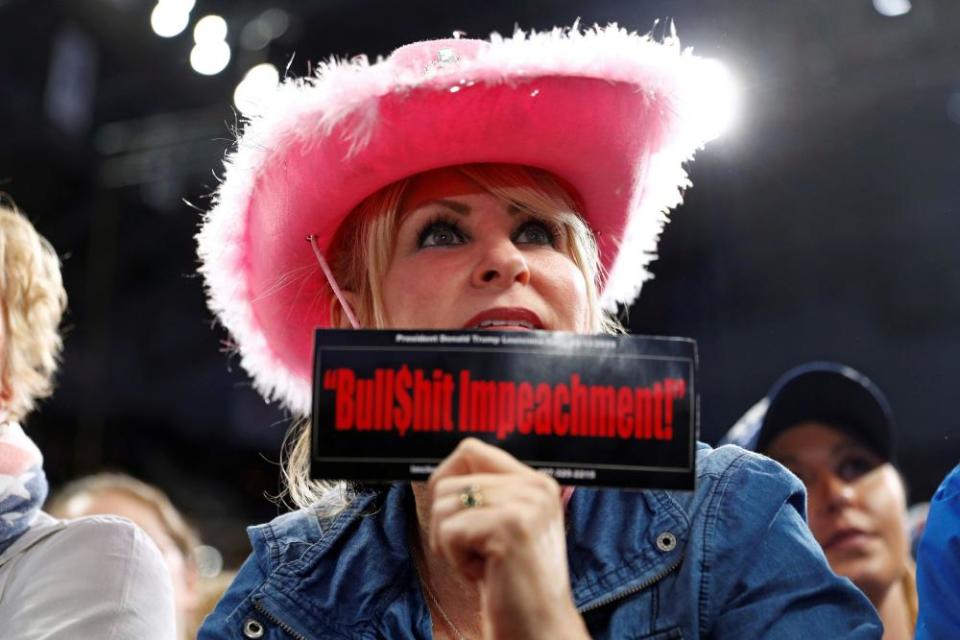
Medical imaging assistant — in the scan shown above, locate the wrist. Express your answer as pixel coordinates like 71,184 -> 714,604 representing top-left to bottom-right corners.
512,601 -> 589,640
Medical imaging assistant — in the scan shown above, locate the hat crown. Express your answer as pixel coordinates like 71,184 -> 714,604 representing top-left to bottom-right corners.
388,38 -> 487,75
198,24 -> 715,415
721,362 -> 896,462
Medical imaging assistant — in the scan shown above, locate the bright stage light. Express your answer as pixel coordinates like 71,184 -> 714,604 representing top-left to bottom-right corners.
162,0 -> 196,11
690,58 -> 740,142
150,3 -> 189,38
190,14 -> 230,76
194,15 -> 228,44
190,40 -> 231,75
873,0 -> 911,17
240,8 -> 291,51
234,63 -> 280,115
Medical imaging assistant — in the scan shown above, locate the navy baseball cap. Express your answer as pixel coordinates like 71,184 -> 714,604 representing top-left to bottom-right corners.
721,362 -> 896,462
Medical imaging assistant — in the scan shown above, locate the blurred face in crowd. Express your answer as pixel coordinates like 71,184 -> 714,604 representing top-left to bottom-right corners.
765,422 -> 909,605
59,490 -> 197,633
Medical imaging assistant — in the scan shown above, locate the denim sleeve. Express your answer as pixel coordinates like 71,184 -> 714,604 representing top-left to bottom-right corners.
704,453 -> 882,639
915,463 -> 960,640
197,551 -> 268,640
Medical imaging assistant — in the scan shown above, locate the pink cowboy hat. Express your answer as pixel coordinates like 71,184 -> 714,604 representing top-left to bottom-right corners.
198,24 -> 719,415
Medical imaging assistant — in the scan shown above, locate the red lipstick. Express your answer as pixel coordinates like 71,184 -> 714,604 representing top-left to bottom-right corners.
462,307 -> 545,331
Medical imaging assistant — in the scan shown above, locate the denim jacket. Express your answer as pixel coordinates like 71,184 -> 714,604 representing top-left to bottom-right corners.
200,445 -> 881,639
916,463 -> 960,640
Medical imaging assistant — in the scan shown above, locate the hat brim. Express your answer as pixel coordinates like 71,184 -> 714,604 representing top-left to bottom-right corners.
198,26 -> 714,414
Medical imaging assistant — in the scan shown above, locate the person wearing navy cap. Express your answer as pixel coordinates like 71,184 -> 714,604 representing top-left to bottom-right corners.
723,362 -> 916,639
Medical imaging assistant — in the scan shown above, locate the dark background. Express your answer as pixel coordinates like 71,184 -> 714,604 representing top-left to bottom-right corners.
1,0 -> 958,565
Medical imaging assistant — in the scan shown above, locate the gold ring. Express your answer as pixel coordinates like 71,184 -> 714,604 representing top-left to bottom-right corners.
459,484 -> 485,509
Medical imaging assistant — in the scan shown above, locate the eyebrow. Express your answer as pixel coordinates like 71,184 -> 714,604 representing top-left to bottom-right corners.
427,199 -> 471,216
832,441 -> 874,458
421,199 -> 523,216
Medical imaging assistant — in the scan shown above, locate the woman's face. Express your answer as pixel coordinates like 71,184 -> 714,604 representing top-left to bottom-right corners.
765,422 -> 909,604
61,490 -> 196,631
380,172 -> 591,332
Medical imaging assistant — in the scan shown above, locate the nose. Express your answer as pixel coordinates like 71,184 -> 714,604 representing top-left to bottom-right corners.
471,237 -> 531,289
815,473 -> 856,514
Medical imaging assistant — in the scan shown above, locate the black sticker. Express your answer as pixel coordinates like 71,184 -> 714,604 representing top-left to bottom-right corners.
312,330 -> 698,489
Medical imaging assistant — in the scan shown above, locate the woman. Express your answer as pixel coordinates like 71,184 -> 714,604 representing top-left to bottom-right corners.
723,362 -> 917,640
197,27 -> 881,638
0,202 -> 175,638
48,472 -> 201,640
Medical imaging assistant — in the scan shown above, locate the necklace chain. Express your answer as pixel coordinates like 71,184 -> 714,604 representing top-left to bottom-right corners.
410,499 -> 472,640
419,574 -> 470,640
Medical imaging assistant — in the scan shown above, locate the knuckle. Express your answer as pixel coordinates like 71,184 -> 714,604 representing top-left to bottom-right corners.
436,515 -> 458,545
503,504 -> 536,541
538,472 -> 561,495
531,490 -> 558,520
430,498 -> 446,522
530,473 -> 560,504
434,477 -> 455,496
458,437 -> 484,456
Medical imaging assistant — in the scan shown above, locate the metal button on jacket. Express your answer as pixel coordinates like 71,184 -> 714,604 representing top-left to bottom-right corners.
656,531 -> 677,552
242,618 -> 265,638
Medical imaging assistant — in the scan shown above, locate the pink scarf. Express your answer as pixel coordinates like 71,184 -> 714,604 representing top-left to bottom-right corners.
0,419 -> 47,554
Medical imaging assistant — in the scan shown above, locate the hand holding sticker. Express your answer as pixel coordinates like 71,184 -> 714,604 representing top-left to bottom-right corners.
419,438 -> 589,640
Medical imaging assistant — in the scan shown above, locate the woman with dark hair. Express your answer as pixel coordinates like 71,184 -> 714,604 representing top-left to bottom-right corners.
197,26 -> 880,639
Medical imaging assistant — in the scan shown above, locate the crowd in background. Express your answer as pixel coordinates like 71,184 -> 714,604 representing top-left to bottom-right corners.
1,0 -> 958,636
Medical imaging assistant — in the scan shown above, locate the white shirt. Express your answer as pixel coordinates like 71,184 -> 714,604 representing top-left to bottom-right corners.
0,511 -> 176,639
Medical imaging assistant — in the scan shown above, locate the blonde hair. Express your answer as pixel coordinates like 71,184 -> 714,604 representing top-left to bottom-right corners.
903,558 -> 918,632
283,164 -> 621,512
47,472 -> 200,561
0,202 -> 67,422
188,569 -> 239,640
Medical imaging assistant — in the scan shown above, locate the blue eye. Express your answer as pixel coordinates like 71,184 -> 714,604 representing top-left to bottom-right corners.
418,221 -> 466,248
513,220 -> 556,246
